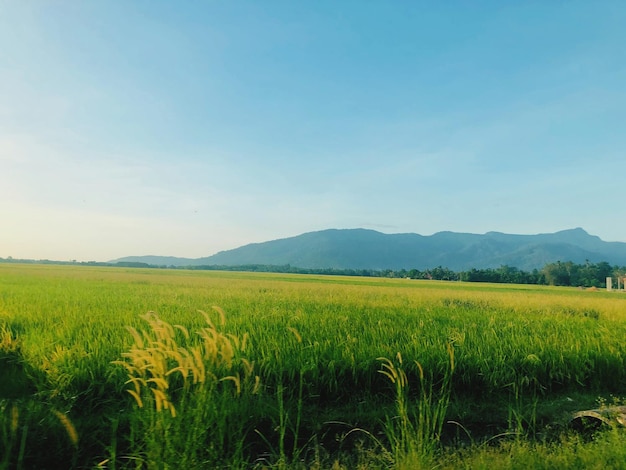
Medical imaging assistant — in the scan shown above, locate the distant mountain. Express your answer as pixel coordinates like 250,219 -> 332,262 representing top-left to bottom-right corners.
110,228 -> 626,271
109,255 -> 197,267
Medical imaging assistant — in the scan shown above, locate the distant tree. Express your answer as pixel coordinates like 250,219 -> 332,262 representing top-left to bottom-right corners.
428,266 -> 458,281
532,269 -> 546,285
408,269 -> 430,279
596,262 -> 613,286
542,261 -> 573,286
541,260 -> 616,287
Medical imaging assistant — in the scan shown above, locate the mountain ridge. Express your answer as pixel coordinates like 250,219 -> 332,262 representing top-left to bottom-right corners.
110,227 -> 626,271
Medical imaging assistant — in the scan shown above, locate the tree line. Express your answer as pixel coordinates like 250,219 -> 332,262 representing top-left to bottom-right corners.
1,257 -> 623,288
189,260 -> 624,288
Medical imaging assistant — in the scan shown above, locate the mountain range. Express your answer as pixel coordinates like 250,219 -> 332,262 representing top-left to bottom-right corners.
110,228 -> 626,271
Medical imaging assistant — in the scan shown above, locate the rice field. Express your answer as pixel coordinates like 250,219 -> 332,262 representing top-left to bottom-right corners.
1,263 -> 626,469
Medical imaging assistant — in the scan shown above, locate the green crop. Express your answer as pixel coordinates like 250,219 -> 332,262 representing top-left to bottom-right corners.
1,264 -> 625,468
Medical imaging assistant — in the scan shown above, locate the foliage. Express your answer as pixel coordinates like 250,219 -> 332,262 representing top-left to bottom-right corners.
2,252 -> 625,288
542,260 -> 615,287
1,264 -> 626,468
439,427 -> 626,469
112,309 -> 259,468
378,345 -> 455,467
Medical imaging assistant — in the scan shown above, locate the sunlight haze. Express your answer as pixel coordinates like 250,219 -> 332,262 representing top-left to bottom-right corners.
1,1 -> 625,261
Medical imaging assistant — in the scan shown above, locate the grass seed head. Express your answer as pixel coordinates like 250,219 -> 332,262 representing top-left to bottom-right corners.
117,309 -> 257,417
52,409 -> 79,448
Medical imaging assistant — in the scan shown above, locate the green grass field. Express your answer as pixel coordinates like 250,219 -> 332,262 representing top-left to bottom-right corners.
1,264 -> 626,469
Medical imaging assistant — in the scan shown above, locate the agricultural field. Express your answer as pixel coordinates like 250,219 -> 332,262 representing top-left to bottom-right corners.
1,263 -> 626,469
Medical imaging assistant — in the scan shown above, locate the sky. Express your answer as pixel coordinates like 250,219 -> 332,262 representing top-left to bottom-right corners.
1,1 -> 626,261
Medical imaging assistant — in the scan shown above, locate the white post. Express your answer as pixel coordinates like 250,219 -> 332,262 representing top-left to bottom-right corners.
606,277 -> 613,291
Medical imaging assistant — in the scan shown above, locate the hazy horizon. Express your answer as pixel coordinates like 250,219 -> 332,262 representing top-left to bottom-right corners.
104,226 -> 612,262
2,2 -> 626,261
0,226 -> 612,263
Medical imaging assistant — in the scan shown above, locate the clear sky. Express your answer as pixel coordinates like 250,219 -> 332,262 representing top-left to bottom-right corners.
2,1 -> 625,261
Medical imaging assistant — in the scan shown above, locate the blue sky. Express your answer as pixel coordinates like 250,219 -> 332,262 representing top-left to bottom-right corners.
1,1 -> 625,261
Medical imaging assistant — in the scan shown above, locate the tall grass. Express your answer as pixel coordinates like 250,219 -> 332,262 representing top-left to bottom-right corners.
111,308 -> 259,468
1,264 -> 626,467
379,344 -> 455,468
439,427 -> 626,469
